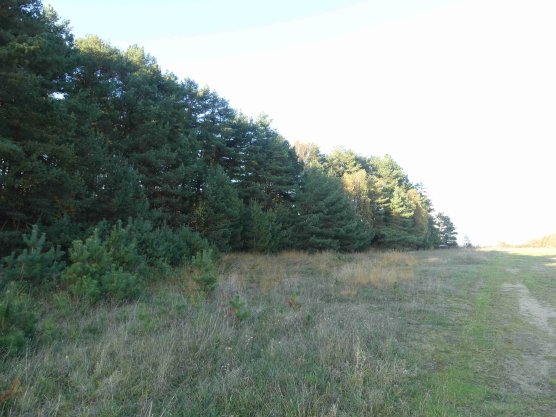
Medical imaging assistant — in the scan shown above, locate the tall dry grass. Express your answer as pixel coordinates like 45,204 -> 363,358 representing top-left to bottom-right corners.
1,248 -> 475,416
336,251 -> 417,290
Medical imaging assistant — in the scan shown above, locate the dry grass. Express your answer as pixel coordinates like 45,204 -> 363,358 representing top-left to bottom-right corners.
337,251 -> 417,290
220,250 -> 342,294
2,248 -> 555,416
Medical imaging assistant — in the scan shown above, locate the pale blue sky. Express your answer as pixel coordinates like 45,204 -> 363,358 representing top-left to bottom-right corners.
47,0 -> 556,246
50,0 -> 456,42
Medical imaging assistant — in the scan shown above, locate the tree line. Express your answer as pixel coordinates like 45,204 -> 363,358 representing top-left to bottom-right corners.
0,0 -> 458,352
1,0 -> 457,257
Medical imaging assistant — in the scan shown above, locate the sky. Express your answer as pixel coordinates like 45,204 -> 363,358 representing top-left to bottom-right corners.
47,0 -> 556,246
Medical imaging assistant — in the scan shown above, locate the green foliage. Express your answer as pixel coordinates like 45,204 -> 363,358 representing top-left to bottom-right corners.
0,1 -> 81,253
62,227 -> 142,303
286,169 -> 372,252
104,221 -> 146,275
1,225 -> 65,290
229,294 -> 250,321
99,269 -> 141,301
0,1 -> 456,264
435,213 -> 458,247
191,249 -> 217,294
314,150 -> 442,250
241,200 -> 277,252
193,165 -> 241,251
293,141 -> 324,167
0,282 -> 37,355
124,218 -> 211,268
238,116 -> 302,209
62,231 -> 111,302
324,148 -> 367,177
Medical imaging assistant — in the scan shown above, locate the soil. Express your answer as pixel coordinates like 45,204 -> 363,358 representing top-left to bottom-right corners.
501,283 -> 556,394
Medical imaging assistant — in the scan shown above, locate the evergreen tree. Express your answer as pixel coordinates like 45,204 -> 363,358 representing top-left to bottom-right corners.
0,1 -> 80,253
238,116 -> 302,209
73,37 -> 201,227
285,169 -> 372,252
0,1 -> 458,260
193,165 -> 241,251
293,141 -> 324,168
240,200 -> 277,253
325,148 -> 368,177
435,212 -> 458,247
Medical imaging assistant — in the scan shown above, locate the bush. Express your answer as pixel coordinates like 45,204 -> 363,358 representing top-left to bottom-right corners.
62,228 -> 143,303
191,249 -> 218,293
124,218 -> 212,268
0,225 -> 65,291
105,221 -> 147,274
0,282 -> 38,355
229,294 -> 250,321
101,269 -> 141,301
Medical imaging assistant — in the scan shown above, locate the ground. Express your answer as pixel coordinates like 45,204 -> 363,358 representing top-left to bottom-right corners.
1,248 -> 555,416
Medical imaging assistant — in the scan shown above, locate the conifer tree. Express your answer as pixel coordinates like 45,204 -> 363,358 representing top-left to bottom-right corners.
0,1 -> 80,253
435,212 -> 458,247
193,165 -> 241,251
285,169 -> 372,252
0,1 -> 458,259
240,200 -> 277,252
238,116 -> 302,209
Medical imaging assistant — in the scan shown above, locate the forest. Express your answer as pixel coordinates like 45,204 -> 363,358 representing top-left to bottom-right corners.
0,1 -> 457,354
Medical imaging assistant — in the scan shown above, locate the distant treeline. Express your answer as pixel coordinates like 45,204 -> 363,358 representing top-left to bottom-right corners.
527,234 -> 556,248
500,234 -> 556,248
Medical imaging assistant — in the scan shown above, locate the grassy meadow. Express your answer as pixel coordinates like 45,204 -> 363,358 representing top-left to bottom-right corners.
1,248 -> 555,416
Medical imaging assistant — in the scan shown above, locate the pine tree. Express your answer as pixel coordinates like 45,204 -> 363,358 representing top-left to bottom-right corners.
193,165 -> 241,251
285,169 -> 372,252
435,212 -> 458,247
0,1 -> 81,253
73,38 -> 201,227
238,116 -> 302,209
240,200 -> 277,252
325,148 -> 367,177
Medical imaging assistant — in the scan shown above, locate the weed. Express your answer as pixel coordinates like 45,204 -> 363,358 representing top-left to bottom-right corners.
191,249 -> 218,294
0,282 -> 37,355
229,294 -> 250,321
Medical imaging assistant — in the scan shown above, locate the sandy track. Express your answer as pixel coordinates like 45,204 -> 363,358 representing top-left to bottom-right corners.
502,283 -> 556,336
502,283 -> 556,394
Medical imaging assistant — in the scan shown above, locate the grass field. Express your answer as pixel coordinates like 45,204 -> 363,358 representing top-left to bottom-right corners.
1,248 -> 555,416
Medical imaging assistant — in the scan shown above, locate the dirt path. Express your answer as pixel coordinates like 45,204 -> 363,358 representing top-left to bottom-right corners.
501,282 -> 556,394
502,283 -> 556,336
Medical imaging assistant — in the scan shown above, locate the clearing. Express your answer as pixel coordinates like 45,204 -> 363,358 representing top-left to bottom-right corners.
1,248 -> 555,416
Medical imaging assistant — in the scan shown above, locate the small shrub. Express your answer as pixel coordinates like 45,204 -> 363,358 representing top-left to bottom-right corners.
229,295 -> 250,321
62,229 -> 142,303
101,269 -> 141,301
126,218 -> 211,268
191,249 -> 218,293
0,225 -> 65,290
62,231 -> 110,300
0,282 -> 38,355
105,221 -> 146,274
286,293 -> 300,309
